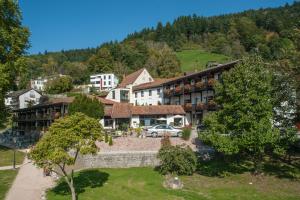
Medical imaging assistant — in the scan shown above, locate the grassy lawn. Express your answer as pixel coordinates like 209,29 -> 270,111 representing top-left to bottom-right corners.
0,170 -> 18,200
47,162 -> 300,200
176,49 -> 230,72
0,145 -> 25,167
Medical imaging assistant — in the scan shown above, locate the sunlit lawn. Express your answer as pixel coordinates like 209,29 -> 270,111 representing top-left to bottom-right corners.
47,159 -> 300,200
0,145 -> 25,167
0,170 -> 18,200
176,49 -> 230,72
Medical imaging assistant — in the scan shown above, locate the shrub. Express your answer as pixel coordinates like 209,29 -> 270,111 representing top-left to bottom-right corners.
181,127 -> 192,140
161,135 -> 171,147
104,133 -> 108,143
157,145 -> 197,175
109,136 -> 113,146
135,127 -> 143,137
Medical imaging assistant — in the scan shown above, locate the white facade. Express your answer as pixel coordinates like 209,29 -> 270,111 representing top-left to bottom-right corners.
5,89 -> 42,110
106,69 -> 154,103
31,74 -> 66,92
133,87 -> 163,106
31,77 -> 48,91
90,73 -> 118,91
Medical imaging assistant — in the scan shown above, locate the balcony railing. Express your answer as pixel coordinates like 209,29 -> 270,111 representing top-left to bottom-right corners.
182,100 -> 217,112
164,79 -> 217,97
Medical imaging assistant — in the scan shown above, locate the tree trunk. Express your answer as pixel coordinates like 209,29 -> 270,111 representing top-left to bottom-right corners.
70,183 -> 76,200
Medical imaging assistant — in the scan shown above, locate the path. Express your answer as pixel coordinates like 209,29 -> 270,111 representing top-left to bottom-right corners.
0,165 -> 21,170
5,157 -> 55,200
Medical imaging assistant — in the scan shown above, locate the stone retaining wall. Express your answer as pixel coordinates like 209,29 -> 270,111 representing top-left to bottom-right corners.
73,151 -> 160,170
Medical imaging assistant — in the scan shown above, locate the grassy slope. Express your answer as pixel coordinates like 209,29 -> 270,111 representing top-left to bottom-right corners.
0,146 -> 25,167
176,49 -> 230,72
47,167 -> 300,200
0,170 -> 18,200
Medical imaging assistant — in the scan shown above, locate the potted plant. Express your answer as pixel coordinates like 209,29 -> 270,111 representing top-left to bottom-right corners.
208,100 -> 217,109
175,86 -> 182,94
184,84 -> 191,92
196,102 -> 205,110
184,103 -> 192,111
195,81 -> 205,89
208,78 -> 216,87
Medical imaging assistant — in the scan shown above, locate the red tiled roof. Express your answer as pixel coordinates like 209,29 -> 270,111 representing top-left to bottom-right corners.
132,78 -> 169,91
131,105 -> 185,115
48,97 -> 75,104
111,103 -> 132,118
104,107 -> 112,117
118,68 -> 145,88
108,103 -> 185,118
96,97 -> 116,105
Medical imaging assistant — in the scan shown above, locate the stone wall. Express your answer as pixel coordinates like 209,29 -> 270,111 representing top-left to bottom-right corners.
73,151 -> 160,170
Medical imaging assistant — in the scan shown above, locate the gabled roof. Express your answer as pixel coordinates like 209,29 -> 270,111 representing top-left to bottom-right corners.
96,97 -> 116,105
132,78 -> 169,91
7,89 -> 42,98
163,60 -> 239,85
111,103 -> 132,118
118,68 -> 145,88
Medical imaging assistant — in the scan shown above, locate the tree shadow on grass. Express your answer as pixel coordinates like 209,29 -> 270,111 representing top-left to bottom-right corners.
196,158 -> 251,177
263,159 -> 300,180
51,169 -> 109,196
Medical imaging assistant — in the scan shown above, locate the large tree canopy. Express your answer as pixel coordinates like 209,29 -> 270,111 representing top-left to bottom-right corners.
200,57 -> 280,172
0,0 -> 30,123
30,113 -> 104,200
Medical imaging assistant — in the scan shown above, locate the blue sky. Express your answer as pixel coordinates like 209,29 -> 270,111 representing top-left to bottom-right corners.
20,0 -> 294,54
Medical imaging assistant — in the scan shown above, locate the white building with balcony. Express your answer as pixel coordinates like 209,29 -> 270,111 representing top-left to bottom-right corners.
90,73 -> 118,91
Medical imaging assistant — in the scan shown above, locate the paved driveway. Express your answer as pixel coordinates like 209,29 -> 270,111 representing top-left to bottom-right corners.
5,157 -> 54,200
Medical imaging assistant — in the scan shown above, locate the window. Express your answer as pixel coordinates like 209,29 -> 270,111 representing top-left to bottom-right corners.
149,90 -> 152,96
141,91 -> 144,97
103,75 -> 106,80
135,92 -> 138,98
108,81 -> 111,85
174,118 -> 183,127
104,81 -> 106,86
29,91 -> 35,98
108,75 -> 111,79
157,88 -> 161,94
112,91 -> 115,99
96,81 -> 100,84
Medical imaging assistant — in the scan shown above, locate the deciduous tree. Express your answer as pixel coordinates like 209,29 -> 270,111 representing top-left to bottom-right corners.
30,113 -> 104,200
0,0 -> 29,124
200,56 -> 280,173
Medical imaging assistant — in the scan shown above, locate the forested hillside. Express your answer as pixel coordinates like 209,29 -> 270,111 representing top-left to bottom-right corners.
21,2 -> 300,87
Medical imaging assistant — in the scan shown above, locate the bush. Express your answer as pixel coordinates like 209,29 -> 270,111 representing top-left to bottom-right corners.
161,135 -> 171,147
157,145 -> 197,175
181,127 -> 192,140
104,133 -> 108,143
135,127 -> 142,137
109,136 -> 113,146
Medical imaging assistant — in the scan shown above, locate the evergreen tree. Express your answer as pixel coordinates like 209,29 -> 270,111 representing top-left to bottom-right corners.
68,94 -> 104,120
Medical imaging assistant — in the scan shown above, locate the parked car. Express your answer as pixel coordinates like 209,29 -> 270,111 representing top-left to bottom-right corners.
144,124 -> 182,137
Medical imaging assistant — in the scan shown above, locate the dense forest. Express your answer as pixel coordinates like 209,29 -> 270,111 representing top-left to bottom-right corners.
20,2 -> 300,87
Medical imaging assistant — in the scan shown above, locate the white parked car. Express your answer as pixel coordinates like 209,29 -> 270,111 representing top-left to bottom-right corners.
144,124 -> 182,137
